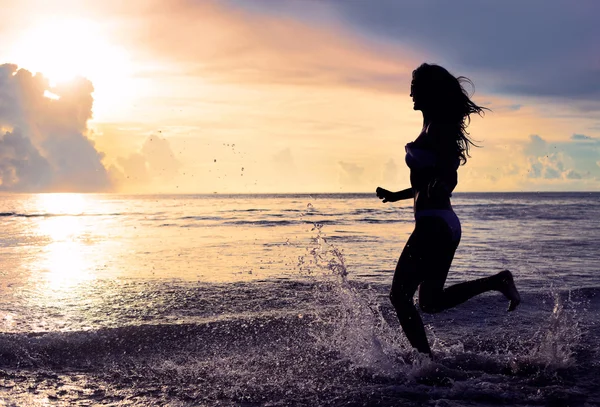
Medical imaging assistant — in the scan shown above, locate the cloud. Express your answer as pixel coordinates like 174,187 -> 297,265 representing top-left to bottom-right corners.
507,104 -> 522,112
111,135 -> 181,189
382,158 -> 398,185
523,134 -> 600,181
524,134 -> 548,156
533,154 -> 563,179
460,133 -> 600,191
116,1 -> 415,93
115,153 -> 150,184
0,64 -> 110,192
141,135 -> 181,180
326,1 -> 600,102
272,148 -> 296,175
338,161 -> 364,188
571,134 -> 593,141
0,130 -> 53,191
230,1 -> 600,109
273,147 -> 294,167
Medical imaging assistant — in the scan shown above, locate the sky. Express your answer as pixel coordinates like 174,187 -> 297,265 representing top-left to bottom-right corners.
0,0 -> 599,193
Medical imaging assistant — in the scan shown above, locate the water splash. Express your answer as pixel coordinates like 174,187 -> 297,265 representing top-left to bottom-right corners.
529,292 -> 581,367
297,219 -> 408,376
293,201 -> 588,391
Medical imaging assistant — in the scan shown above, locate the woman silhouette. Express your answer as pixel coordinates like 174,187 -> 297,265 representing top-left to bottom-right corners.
376,63 -> 520,356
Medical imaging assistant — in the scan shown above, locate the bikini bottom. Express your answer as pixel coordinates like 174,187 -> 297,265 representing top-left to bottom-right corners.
414,209 -> 462,242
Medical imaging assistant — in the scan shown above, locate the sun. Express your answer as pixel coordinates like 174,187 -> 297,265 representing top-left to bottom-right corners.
10,18 -> 130,84
7,18 -> 137,121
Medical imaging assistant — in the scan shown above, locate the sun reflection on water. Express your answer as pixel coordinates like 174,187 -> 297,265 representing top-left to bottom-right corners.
40,241 -> 92,290
37,193 -> 87,215
34,194 -> 95,290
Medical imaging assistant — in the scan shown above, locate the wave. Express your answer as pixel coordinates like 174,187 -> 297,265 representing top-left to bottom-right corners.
221,219 -> 341,227
357,217 -> 408,224
224,219 -> 297,226
175,217 -> 409,227
351,208 -> 380,214
1,278 -> 598,405
0,301 -> 588,371
179,215 -> 225,221
0,307 -> 594,405
0,313 -> 313,369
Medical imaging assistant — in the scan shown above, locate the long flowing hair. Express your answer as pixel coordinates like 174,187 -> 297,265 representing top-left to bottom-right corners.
412,63 -> 489,164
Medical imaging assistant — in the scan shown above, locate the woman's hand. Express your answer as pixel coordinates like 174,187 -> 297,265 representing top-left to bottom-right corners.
376,187 -> 398,203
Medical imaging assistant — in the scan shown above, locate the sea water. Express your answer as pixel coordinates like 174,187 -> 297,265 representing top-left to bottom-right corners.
0,192 -> 599,406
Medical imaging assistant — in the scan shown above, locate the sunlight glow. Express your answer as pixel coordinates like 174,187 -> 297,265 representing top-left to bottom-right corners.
36,226 -> 94,290
41,241 -> 93,290
8,18 -> 137,120
43,90 -> 60,100
11,19 -> 130,84
37,193 -> 87,215
37,215 -> 85,242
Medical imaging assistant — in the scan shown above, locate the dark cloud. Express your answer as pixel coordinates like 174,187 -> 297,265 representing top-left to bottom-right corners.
571,134 -> 593,141
0,64 -> 110,192
231,1 -> 600,105
328,1 -> 600,102
0,130 -> 53,191
508,104 -> 522,112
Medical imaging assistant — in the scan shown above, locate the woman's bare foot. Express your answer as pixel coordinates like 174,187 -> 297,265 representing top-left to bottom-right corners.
497,270 -> 520,311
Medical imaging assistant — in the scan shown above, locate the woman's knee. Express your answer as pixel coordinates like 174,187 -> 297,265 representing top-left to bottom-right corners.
417,295 -> 443,314
391,290 -> 441,314
389,290 -> 413,310
418,280 -> 447,314
418,300 -> 438,314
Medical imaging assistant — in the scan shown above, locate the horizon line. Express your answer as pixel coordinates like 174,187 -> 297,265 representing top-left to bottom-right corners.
1,191 -> 600,195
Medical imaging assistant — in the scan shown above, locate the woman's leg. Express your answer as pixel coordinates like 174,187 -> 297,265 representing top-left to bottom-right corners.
415,216 -> 521,314
391,217 -> 521,355
389,222 -> 436,355
419,269 -> 520,313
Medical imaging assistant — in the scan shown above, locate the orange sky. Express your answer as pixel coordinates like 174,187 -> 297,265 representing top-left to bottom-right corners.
1,0 -> 599,193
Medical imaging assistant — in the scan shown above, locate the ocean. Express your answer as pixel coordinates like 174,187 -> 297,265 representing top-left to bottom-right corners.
1,192 -> 599,406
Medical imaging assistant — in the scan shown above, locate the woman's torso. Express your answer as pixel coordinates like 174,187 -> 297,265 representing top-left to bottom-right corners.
405,125 -> 460,213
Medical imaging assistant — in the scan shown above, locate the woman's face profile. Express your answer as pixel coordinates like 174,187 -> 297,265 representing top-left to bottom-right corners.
410,78 -> 424,111
411,74 -> 437,113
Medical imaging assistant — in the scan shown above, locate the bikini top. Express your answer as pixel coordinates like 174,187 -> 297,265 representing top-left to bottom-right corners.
405,142 -> 437,169
405,142 -> 460,195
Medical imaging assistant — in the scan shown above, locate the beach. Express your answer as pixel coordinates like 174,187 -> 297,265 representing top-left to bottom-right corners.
1,192 -> 599,406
